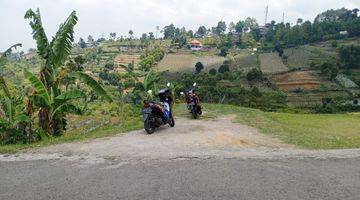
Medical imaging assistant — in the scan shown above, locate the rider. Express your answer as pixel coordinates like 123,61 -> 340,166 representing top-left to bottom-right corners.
157,88 -> 173,122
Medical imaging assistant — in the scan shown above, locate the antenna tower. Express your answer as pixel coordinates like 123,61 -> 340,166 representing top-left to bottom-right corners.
264,5 -> 269,25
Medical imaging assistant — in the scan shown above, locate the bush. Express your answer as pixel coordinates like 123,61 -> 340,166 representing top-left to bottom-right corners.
320,62 -> 339,80
315,97 -> 360,113
172,72 -> 287,111
331,40 -> 338,48
105,62 -> 114,70
139,46 -> 165,71
274,43 -> 284,57
195,62 -> 204,74
218,63 -> 229,74
246,68 -> 263,81
209,68 -> 217,75
339,45 -> 360,69
219,47 -> 229,57
293,88 -> 305,94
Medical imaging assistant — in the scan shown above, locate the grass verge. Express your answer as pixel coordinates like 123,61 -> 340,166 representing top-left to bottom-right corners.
0,104 -> 143,154
180,103 -> 360,149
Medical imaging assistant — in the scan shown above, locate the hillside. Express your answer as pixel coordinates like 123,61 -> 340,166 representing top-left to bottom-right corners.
157,52 -> 226,73
2,36 -> 359,111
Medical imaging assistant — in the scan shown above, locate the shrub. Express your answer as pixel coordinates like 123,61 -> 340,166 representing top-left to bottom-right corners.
320,62 -> 339,80
139,46 -> 165,71
209,68 -> 217,75
339,45 -> 360,69
219,47 -> 229,57
315,96 -> 360,113
218,63 -> 229,74
105,62 -> 114,70
293,88 -> 305,94
195,62 -> 204,74
231,68 -> 243,80
331,40 -> 338,48
274,43 -> 284,57
246,68 -> 263,82
282,54 -> 288,64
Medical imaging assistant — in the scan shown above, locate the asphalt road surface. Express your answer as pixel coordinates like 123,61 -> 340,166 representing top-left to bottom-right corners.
1,157 -> 360,200
1,116 -> 360,200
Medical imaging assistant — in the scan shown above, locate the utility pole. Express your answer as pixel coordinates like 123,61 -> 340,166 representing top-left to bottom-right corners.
264,5 -> 269,25
282,12 -> 285,23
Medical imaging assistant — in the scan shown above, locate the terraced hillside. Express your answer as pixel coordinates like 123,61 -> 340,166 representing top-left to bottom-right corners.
156,53 -> 225,72
287,91 -> 350,107
113,54 -> 141,72
284,48 -> 313,69
275,71 -> 324,91
274,70 -> 348,107
259,53 -> 288,74
233,53 -> 258,72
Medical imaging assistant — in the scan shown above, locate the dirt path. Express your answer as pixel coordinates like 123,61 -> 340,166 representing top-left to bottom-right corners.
1,116 -> 360,163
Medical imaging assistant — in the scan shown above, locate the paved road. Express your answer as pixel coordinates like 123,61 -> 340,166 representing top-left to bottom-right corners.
1,157 -> 360,200
1,116 -> 360,199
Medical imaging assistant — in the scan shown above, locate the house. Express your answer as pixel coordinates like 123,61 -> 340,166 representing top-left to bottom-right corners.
339,31 -> 348,35
189,39 -> 203,51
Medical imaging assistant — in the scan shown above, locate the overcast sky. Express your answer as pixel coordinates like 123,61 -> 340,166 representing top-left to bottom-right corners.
1,0 -> 359,51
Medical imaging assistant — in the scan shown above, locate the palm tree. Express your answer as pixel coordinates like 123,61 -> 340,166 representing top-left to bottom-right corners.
24,9 -> 112,135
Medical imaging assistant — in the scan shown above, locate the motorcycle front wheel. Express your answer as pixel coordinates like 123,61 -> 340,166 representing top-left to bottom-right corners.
191,108 -> 198,119
169,115 -> 175,127
144,117 -> 156,134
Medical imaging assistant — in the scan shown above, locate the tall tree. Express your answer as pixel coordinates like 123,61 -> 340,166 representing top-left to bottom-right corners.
140,33 -> 149,46
235,20 -> 245,33
228,22 -> 236,33
78,37 -> 86,48
196,25 -> 207,37
163,24 -> 176,39
109,32 -> 116,41
128,30 -> 134,39
215,21 -> 227,35
87,35 -> 95,46
148,32 -> 155,40
244,17 -> 258,32
296,18 -> 304,25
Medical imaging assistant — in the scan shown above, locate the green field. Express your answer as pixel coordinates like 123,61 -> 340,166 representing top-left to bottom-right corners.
182,104 -> 360,149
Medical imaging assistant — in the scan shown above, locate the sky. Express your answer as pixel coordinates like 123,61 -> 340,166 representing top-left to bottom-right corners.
0,0 -> 359,51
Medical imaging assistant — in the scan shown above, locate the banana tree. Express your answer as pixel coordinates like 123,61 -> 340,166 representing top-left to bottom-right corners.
1,44 -> 21,121
0,44 -> 32,143
0,44 -> 22,99
24,9 -> 112,135
0,95 -> 31,144
24,69 -> 89,135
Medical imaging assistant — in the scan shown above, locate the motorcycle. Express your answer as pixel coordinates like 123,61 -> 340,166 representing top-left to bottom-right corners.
142,89 -> 175,134
182,83 -> 202,119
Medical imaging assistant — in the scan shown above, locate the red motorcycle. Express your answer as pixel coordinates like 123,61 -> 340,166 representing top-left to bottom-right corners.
184,83 -> 202,119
